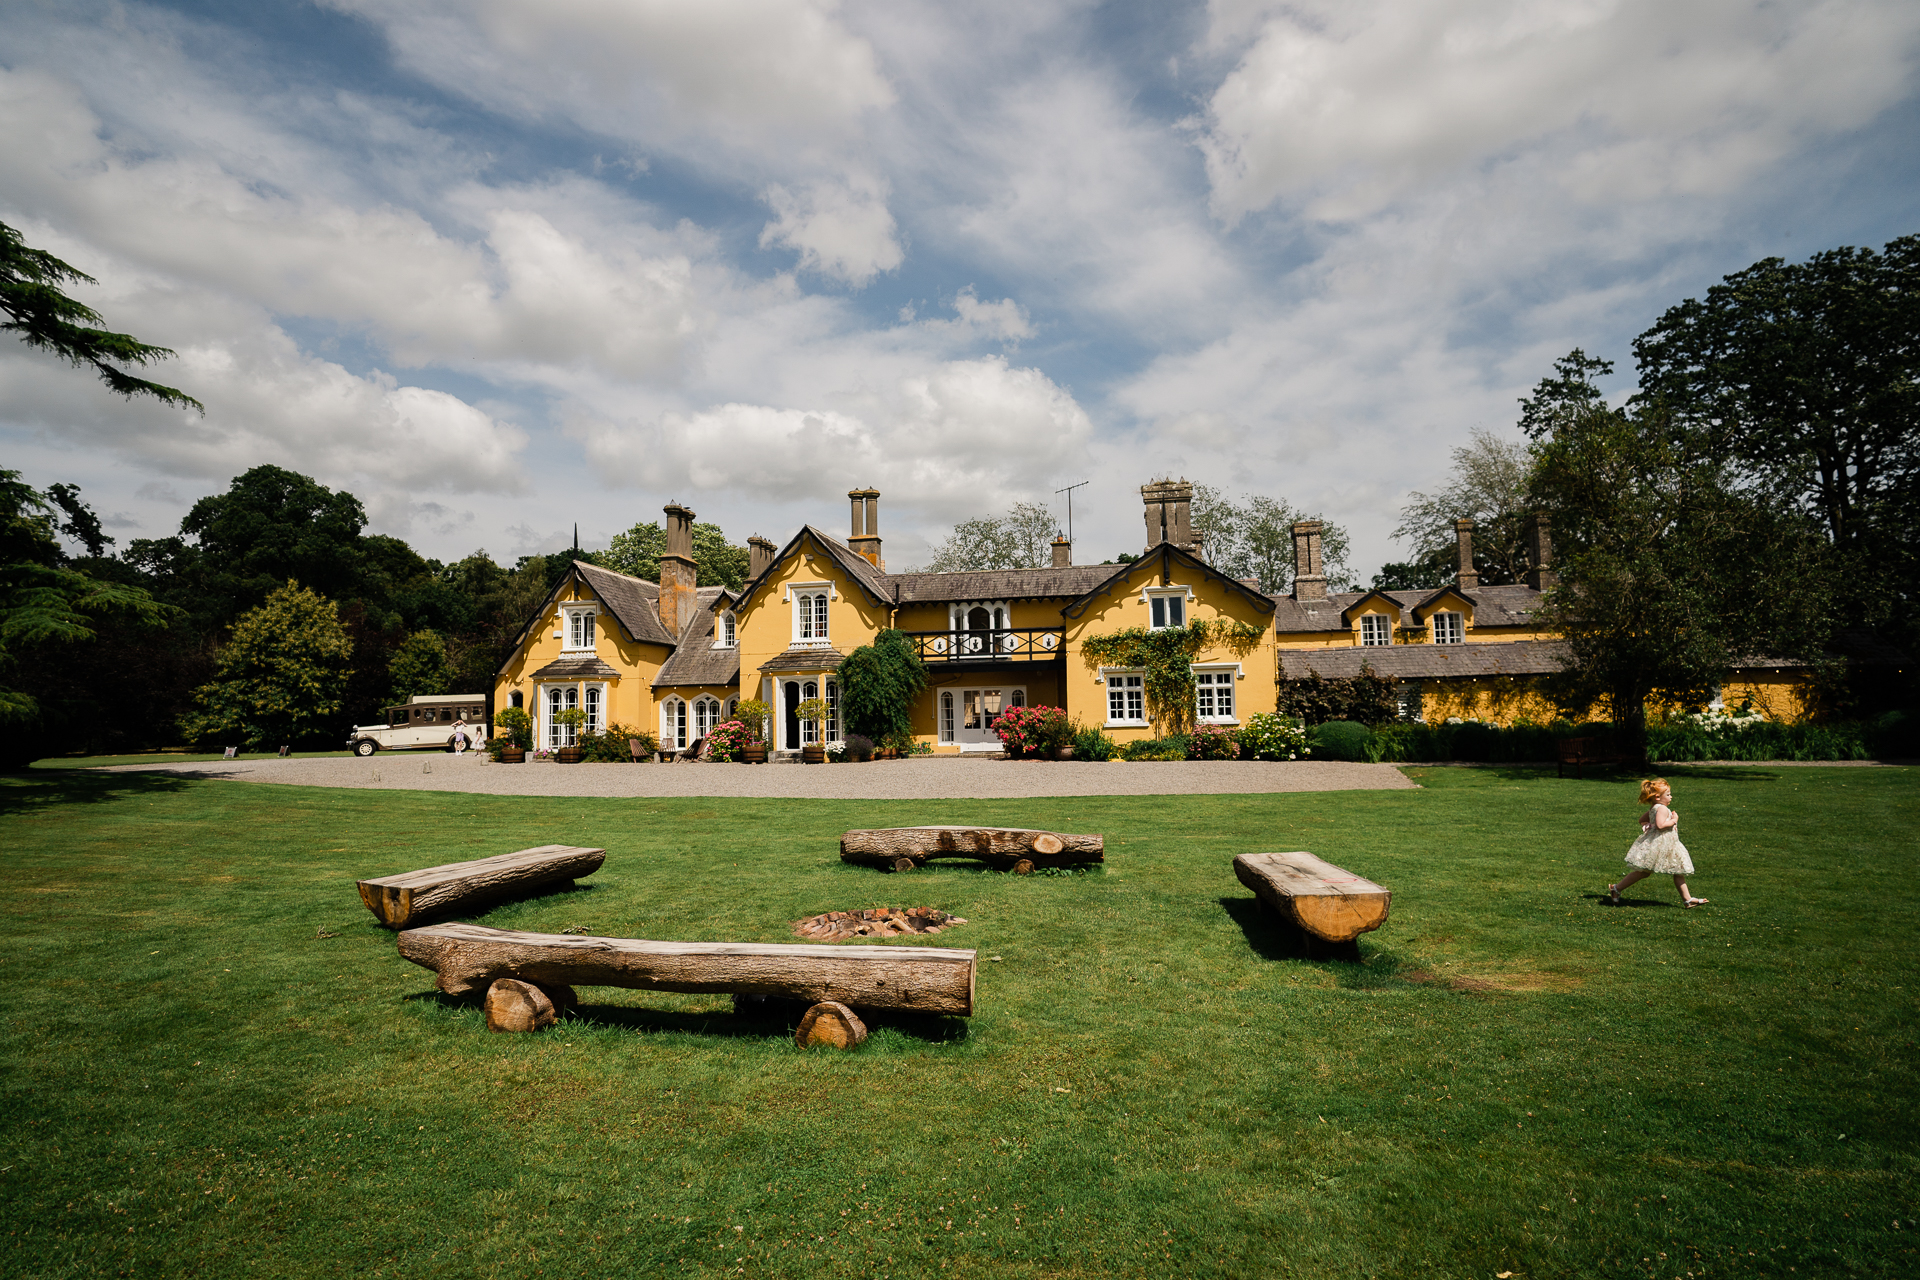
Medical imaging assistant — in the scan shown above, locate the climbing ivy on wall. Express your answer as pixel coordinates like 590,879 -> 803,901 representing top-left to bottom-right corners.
1081,620 -> 1264,734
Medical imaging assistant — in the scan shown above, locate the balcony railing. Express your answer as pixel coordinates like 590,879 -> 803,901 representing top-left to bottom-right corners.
904,628 -> 1065,663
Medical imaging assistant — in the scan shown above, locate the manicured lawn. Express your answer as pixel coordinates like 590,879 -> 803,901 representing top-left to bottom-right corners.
1,765 -> 1914,1278
30,751 -> 355,769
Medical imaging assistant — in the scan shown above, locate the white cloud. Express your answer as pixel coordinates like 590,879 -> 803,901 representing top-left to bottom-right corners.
574,356 -> 1093,519
1196,0 -> 1920,222
324,0 -> 894,165
759,174 -> 905,287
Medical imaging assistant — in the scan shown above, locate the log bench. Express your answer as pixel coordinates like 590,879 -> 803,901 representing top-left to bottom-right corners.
356,845 -> 605,929
398,922 -> 976,1017
1556,736 -> 1628,778
841,826 -> 1103,874
1233,852 -> 1392,959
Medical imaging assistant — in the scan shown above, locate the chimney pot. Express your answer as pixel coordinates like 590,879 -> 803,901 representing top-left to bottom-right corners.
1525,513 -> 1557,590
1454,518 -> 1479,590
1051,533 -> 1072,568
659,503 -> 698,637
846,488 -> 883,568
748,534 -> 777,581
1141,479 -> 1197,554
1291,520 -> 1326,602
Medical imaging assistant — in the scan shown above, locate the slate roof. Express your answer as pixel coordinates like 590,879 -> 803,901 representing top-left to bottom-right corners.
758,644 -> 847,673
1061,543 -> 1277,619
890,564 -> 1115,604
653,587 -> 743,688
573,561 -> 676,646
528,654 -> 625,682
1278,639 -> 1811,681
1272,582 -> 1544,633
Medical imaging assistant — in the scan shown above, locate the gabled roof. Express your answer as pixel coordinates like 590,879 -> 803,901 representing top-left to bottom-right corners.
1060,543 -> 1276,620
1339,589 -> 1406,624
1273,583 -> 1544,633
573,560 -> 676,646
1410,585 -> 1478,619
1278,639 -> 1570,680
733,526 -> 893,611
653,587 -> 742,688
759,644 -> 847,673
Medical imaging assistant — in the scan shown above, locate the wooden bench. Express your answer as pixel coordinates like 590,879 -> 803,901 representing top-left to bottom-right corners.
1233,852 -> 1391,958
1557,736 -> 1627,778
398,922 -> 976,1018
356,845 -> 605,929
841,826 -> 1103,873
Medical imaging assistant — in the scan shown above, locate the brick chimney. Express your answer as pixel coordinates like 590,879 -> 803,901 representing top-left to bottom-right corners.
1455,518 -> 1479,589
1051,533 -> 1072,567
659,502 -> 697,638
747,534 -> 776,581
1142,479 -> 1197,553
847,488 -> 882,567
1525,513 -> 1557,590
1291,520 -> 1326,602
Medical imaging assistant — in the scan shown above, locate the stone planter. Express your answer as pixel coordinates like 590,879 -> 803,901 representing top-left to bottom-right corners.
1050,745 -> 1077,760
802,745 -> 827,764
740,745 -> 768,764
496,747 -> 526,764
555,746 -> 585,764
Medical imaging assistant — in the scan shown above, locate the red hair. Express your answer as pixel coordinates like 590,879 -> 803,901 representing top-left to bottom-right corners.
1639,778 -> 1669,804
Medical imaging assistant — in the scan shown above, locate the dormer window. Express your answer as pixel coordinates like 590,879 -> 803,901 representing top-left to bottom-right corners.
563,607 -> 597,651
1144,586 -> 1190,630
1360,614 -> 1391,646
1431,611 -> 1464,645
715,610 -> 737,649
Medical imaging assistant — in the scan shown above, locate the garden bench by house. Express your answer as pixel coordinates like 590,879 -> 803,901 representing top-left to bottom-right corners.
1556,736 -> 1626,778
841,826 -> 1104,873
356,845 -> 605,929
1233,852 -> 1391,955
398,923 -> 974,1045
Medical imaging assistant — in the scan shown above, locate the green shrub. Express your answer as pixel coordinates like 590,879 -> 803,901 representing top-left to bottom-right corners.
1239,712 -> 1310,760
1070,723 -> 1117,761
1309,719 -> 1373,761
1186,724 -> 1240,760
1121,735 -> 1187,761
578,723 -> 653,762
492,705 -> 533,751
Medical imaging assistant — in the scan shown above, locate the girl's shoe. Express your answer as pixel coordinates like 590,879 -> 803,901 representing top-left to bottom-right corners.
1684,897 -> 1709,908
1607,884 -> 1622,905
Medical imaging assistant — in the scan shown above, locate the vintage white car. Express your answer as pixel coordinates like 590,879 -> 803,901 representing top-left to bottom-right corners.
347,694 -> 491,756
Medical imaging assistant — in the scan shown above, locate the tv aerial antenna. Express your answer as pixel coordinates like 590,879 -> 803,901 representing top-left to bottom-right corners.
1054,480 -> 1090,544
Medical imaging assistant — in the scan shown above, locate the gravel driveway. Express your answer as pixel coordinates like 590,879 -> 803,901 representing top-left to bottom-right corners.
98,753 -> 1416,799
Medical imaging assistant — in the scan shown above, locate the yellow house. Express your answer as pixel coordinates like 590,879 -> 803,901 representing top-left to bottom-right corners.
497,482 -> 1283,753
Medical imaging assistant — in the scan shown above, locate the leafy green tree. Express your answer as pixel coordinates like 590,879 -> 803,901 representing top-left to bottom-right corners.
837,629 -> 928,743
181,581 -> 354,750
0,472 -> 174,761
388,630 -> 454,703
1522,352 -> 1831,760
925,502 -> 1056,571
1391,428 -> 1537,585
602,520 -> 749,588
1,219 -> 202,410
1632,235 -> 1920,638
1191,486 -> 1353,594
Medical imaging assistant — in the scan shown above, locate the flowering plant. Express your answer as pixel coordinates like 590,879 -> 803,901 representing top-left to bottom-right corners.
991,704 -> 1071,757
706,719 -> 756,762
1683,705 -> 1767,730
1239,712 -> 1310,760
1186,723 -> 1240,760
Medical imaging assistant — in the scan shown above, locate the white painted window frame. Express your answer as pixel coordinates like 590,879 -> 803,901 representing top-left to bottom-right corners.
1431,611 -> 1465,645
714,610 -> 737,648
786,581 -> 833,646
1359,613 -> 1392,647
693,695 -> 723,739
661,695 -> 689,749
562,606 -> 597,652
1101,668 -> 1148,726
1193,663 -> 1243,724
1141,584 -> 1193,631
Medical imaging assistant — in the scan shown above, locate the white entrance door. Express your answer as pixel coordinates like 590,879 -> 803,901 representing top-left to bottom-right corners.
942,687 -> 1026,749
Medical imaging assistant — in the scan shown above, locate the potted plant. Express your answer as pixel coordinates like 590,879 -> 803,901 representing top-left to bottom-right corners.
794,697 -> 829,763
490,706 -> 532,763
843,732 -> 874,762
706,719 -> 756,763
732,698 -> 771,762
553,707 -> 588,763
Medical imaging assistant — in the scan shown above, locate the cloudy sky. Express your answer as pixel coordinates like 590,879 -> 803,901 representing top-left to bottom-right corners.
4,0 -> 1918,577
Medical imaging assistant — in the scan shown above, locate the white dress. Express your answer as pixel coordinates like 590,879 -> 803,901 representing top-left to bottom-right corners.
1625,807 -> 1693,875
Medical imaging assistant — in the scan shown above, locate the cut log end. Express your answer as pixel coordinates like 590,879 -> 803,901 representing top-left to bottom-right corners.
1031,834 -> 1063,855
484,979 -> 557,1033
1011,859 -> 1035,875
795,1001 -> 868,1051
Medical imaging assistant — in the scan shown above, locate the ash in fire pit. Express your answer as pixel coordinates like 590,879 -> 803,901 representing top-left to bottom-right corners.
792,906 -> 967,941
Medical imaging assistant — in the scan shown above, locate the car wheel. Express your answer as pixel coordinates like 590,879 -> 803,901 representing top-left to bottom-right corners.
354,739 -> 377,757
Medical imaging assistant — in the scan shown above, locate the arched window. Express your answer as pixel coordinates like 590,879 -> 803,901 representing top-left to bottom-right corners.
510,690 -> 524,709
547,686 -> 579,747
662,697 -> 688,749
718,611 -> 737,647
940,690 -> 955,742
825,680 -> 839,741
585,686 -> 602,735
727,696 -> 739,720
694,696 -> 722,738
801,680 -> 819,745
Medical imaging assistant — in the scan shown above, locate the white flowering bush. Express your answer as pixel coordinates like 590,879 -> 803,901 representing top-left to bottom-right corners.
1684,706 -> 1767,730
1240,712 -> 1311,760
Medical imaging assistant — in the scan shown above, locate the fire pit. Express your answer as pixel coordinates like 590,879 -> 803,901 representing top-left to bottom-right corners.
791,906 -> 967,942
